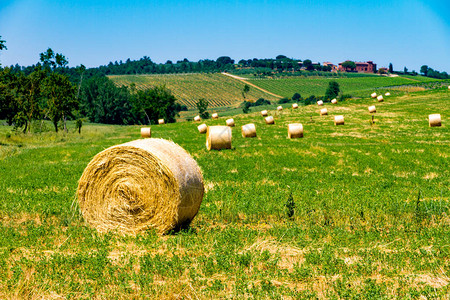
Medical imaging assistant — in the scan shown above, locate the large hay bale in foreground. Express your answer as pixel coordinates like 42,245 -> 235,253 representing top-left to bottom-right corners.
265,116 -> 274,124
140,128 -> 151,138
334,115 -> 345,125
226,118 -> 235,127
288,123 -> 303,138
241,123 -> 256,138
429,114 -> 442,127
77,138 -> 204,235
212,113 -> 218,119
292,103 -> 298,109
317,100 -> 324,106
261,110 -> 268,116
331,99 -> 337,104
377,95 -> 384,102
320,108 -> 328,116
206,126 -> 232,150
368,105 -> 376,113
158,119 -> 165,125
371,92 -> 377,98
194,116 -> 201,122
197,124 -> 207,134
277,106 -> 283,111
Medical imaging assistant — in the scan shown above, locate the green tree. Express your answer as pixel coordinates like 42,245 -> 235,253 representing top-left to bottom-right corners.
39,48 -> 68,70
41,73 -> 77,132
242,84 -> 250,99
0,68 -> 19,125
292,93 -> 302,102
135,85 -> 180,124
324,81 -> 340,101
242,101 -> 251,113
404,66 -> 408,74
196,98 -> 210,119
420,65 -> 429,76
389,63 -> 393,73
341,61 -> 356,71
0,36 -> 6,51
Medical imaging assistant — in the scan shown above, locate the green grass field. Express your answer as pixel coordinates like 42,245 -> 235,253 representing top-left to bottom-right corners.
246,75 -> 443,99
0,88 -> 449,298
109,73 -> 279,108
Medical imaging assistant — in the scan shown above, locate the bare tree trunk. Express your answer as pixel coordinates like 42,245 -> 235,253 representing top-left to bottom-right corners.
143,110 -> 151,125
63,114 -> 67,133
40,111 -> 49,133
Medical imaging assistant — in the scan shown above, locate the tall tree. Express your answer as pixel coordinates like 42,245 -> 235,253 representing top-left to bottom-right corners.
420,65 -> 429,76
324,81 -> 340,100
135,85 -> 180,124
242,84 -> 250,99
341,61 -> 356,71
196,98 -> 209,119
0,36 -> 6,50
389,63 -> 393,73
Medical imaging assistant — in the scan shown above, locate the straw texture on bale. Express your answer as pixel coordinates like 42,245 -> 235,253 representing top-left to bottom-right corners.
206,126 -> 232,150
320,108 -> 328,116
241,123 -> 256,138
194,116 -> 201,122
429,114 -> 441,127
158,119 -> 165,125
226,118 -> 235,127
140,128 -> 151,138
212,113 -> 218,119
331,99 -> 337,104
277,106 -> 283,111
385,92 -> 391,96
371,92 -> 377,98
292,103 -> 298,109
197,124 -> 207,134
265,116 -> 274,124
377,95 -> 384,102
288,123 -> 303,138
261,110 -> 268,116
368,105 -> 376,113
334,115 -> 345,125
77,138 -> 204,235
317,100 -> 324,106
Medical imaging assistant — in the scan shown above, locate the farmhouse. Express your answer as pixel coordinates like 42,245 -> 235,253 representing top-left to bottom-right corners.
338,61 -> 377,73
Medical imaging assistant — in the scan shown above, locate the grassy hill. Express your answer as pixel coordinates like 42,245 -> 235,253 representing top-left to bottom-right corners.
0,88 -> 448,298
108,73 -> 279,108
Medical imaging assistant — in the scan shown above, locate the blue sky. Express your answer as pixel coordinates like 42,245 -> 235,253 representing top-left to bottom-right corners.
0,0 -> 449,72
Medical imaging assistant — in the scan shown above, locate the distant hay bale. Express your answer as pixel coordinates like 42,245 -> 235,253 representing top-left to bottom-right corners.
206,126 -> 232,150
377,95 -> 384,102
331,99 -> 337,104
197,124 -> 207,134
320,108 -> 328,116
317,100 -> 324,106
77,138 -> 204,235
158,119 -> 165,125
371,92 -> 377,98
368,105 -> 376,113
261,110 -> 268,116
429,114 -> 441,127
265,116 -> 274,124
292,103 -> 298,109
385,92 -> 391,96
212,113 -> 219,119
140,128 -> 151,138
288,123 -> 303,138
277,106 -> 283,111
241,123 -> 256,138
226,118 -> 235,127
194,116 -> 201,122
334,115 -> 344,125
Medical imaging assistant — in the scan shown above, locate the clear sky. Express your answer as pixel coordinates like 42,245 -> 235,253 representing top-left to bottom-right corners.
0,0 -> 449,72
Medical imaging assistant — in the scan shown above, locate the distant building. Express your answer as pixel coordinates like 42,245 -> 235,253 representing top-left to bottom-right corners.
323,62 -> 338,72
338,61 -> 377,73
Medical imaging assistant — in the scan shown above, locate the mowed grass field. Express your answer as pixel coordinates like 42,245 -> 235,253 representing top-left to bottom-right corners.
109,73 -> 279,108
0,89 -> 449,298
246,75 -> 442,99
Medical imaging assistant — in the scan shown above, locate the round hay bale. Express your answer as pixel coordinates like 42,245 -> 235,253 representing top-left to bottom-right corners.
77,138 -> 204,235
385,92 -> 391,96
194,116 -> 201,122
288,123 -> 303,138
292,103 -> 298,109
371,92 -> 377,98
334,115 -> 344,125
265,116 -> 274,124
158,119 -> 165,125
429,114 -> 441,127
197,124 -> 207,134
241,123 -> 256,138
206,126 -> 232,150
277,106 -> 283,111
320,108 -> 328,116
331,99 -> 337,104
377,95 -> 384,102
368,105 -> 376,113
317,100 -> 324,106
140,128 -> 151,138
226,118 -> 235,127
261,110 -> 268,116
212,113 -> 218,119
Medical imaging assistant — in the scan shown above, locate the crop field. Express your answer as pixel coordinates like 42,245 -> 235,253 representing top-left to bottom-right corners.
0,89 -> 449,298
108,73 -> 279,108
245,75 -> 443,99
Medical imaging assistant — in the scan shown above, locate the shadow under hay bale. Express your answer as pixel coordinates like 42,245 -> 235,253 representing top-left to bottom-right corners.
77,138 -> 204,235
206,126 -> 232,150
